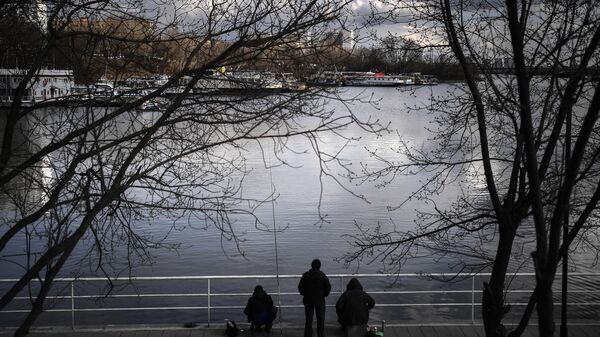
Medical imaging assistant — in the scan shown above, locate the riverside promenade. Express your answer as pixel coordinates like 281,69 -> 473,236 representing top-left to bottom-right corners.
1,325 -> 599,337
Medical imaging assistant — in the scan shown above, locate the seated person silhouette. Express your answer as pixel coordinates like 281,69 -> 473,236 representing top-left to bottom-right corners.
244,285 -> 277,333
336,278 -> 375,337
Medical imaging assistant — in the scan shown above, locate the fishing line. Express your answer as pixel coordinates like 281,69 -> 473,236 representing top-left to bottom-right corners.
268,154 -> 283,336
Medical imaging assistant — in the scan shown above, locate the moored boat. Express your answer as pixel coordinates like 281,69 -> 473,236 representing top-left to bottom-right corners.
306,71 -> 343,86
342,72 -> 415,86
0,68 -> 74,105
279,73 -> 307,92
193,70 -> 284,94
410,73 -> 438,85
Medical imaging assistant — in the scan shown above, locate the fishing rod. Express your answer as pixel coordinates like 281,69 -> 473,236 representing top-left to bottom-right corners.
268,154 -> 283,337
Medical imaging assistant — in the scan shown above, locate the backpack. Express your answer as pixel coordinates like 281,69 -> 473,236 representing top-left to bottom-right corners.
225,319 -> 239,337
365,327 -> 383,337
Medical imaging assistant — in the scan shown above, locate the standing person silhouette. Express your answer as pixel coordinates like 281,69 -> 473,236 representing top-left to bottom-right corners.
298,259 -> 331,337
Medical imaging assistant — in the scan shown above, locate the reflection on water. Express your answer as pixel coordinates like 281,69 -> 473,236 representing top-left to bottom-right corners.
135,86 -> 458,277
1,86 -> 598,326
1,86 -> 597,274
0,113 -> 49,213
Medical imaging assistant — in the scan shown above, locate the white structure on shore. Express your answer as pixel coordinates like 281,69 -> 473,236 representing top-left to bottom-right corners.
343,28 -> 355,51
0,68 -> 74,104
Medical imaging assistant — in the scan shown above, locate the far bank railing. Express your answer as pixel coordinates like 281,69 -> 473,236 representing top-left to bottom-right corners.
1,273 -> 599,329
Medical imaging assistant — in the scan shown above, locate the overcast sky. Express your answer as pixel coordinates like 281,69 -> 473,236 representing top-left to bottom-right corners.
165,0 -> 416,43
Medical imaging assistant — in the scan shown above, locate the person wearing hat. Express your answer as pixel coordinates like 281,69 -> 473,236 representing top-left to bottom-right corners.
244,285 -> 277,333
336,278 -> 375,337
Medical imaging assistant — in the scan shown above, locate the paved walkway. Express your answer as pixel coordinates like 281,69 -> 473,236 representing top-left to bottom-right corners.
1,325 -> 599,337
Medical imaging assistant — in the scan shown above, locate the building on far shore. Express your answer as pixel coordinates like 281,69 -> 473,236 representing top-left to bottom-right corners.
0,68 -> 74,104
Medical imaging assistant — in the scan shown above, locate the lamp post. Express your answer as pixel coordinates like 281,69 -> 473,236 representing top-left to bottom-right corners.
560,104 -> 572,337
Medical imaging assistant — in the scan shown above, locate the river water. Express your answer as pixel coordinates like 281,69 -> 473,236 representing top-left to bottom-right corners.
136,86 -> 451,276
1,85 -> 598,327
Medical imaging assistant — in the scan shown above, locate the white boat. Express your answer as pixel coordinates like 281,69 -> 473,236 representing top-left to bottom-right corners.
71,85 -> 94,99
92,78 -> 153,100
92,79 -> 116,98
193,70 -> 284,93
343,72 -> 413,86
123,74 -> 169,90
307,71 -> 343,86
0,68 -> 74,105
411,73 -> 438,85
279,73 -> 307,92
223,70 -> 283,90
344,76 -> 402,86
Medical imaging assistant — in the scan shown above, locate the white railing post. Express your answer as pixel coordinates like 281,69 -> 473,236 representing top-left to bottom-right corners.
207,278 -> 211,327
2,272 -> 597,328
71,281 -> 75,330
471,275 -> 475,324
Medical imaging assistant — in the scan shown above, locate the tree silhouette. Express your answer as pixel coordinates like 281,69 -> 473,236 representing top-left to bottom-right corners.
0,1 -> 384,335
343,1 -> 600,336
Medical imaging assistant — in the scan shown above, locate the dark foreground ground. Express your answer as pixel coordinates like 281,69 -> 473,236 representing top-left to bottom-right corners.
1,325 -> 599,337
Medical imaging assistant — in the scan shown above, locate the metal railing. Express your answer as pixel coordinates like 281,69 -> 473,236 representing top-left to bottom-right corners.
1,272 -> 599,329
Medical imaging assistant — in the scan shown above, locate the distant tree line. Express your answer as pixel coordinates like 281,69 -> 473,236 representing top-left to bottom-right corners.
341,48 -> 474,81
1,11 -> 472,83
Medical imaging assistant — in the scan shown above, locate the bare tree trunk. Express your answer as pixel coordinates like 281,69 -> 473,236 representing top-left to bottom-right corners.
483,286 -> 504,337
344,2 -> 600,337
13,243 -> 74,337
536,281 -> 555,337
483,230 -> 514,337
440,1 -> 514,334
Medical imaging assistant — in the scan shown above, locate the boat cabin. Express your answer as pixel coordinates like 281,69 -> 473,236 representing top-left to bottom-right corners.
0,68 -> 74,103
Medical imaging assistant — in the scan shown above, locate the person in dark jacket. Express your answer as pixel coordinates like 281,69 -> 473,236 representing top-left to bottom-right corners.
298,259 -> 331,337
335,278 -> 375,337
244,285 -> 277,333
